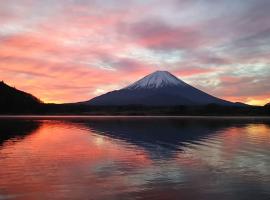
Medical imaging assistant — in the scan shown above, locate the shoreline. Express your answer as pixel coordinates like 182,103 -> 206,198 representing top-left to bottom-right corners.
1,115 -> 270,120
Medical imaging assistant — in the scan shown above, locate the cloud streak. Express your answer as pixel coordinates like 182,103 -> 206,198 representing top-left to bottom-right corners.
0,0 -> 269,105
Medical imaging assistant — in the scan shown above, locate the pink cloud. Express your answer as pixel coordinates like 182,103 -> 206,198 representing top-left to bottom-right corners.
173,67 -> 216,77
1,0 -> 270,105
122,20 -> 204,50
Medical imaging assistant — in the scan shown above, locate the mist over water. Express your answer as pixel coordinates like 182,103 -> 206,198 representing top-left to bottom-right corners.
0,117 -> 270,200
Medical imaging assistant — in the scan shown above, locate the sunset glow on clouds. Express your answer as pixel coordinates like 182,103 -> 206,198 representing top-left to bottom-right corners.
0,0 -> 270,105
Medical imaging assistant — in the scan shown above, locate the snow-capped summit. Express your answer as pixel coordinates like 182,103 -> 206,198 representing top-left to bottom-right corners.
126,71 -> 187,90
84,70 -> 235,106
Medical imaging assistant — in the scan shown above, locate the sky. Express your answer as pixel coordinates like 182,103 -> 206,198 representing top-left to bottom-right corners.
0,0 -> 270,105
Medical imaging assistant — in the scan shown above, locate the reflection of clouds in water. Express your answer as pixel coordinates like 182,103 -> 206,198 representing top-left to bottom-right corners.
0,119 -> 41,146
178,124 -> 270,178
0,118 -> 270,200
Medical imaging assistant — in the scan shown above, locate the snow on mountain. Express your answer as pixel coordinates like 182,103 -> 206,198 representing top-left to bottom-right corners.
84,71 -> 236,106
126,71 -> 187,90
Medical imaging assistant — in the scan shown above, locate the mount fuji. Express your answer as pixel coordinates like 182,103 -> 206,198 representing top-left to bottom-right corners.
84,71 -> 235,106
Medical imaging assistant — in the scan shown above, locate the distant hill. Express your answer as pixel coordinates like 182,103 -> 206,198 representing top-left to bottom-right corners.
0,81 -> 42,113
1,78 -> 267,116
265,103 -> 270,107
84,71 -> 237,106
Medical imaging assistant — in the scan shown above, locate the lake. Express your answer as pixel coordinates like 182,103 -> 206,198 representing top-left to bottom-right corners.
0,117 -> 270,200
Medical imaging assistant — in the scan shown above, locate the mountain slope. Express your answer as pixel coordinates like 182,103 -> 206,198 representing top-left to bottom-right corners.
0,81 -> 42,113
85,71 -> 235,106
125,71 -> 187,89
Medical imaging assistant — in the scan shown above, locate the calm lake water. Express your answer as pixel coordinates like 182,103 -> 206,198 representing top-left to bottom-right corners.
0,117 -> 270,200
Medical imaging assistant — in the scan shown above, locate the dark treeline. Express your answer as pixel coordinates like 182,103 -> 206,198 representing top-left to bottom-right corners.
1,80 -> 269,116
1,103 -> 269,116
0,81 -> 42,114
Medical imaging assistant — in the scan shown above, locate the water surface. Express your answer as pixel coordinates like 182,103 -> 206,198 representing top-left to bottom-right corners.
0,117 -> 270,200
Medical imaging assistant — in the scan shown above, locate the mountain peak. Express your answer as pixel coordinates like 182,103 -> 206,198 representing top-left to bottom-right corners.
86,70 -> 235,106
125,70 -> 187,90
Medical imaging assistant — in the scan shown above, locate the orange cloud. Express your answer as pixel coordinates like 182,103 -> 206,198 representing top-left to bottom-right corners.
1,0 -> 270,105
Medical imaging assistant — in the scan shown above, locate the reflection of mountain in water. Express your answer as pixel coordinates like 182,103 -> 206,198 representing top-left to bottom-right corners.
0,119 -> 41,145
74,118 -> 255,159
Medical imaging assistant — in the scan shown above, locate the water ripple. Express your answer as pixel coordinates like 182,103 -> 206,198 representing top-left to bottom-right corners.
0,118 -> 270,200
